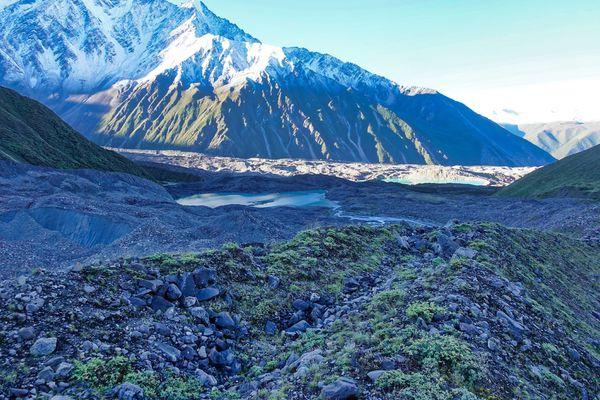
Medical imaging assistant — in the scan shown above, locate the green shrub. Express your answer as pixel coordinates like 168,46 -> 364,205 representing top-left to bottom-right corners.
405,301 -> 445,323
123,371 -> 159,399
161,375 -> 205,400
73,356 -> 132,391
376,371 -> 448,400
369,289 -> 406,313
406,334 -> 481,386
222,242 -> 240,252
376,370 -> 481,400
209,389 -> 241,399
541,343 -> 560,357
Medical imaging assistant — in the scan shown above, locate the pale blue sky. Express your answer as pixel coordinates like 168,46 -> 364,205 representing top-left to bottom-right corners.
202,0 -> 600,123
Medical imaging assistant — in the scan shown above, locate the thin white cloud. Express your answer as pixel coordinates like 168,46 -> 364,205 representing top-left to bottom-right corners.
448,77 -> 600,124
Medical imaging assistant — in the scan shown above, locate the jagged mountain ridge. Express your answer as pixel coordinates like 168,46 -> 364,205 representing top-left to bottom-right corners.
0,0 -> 554,166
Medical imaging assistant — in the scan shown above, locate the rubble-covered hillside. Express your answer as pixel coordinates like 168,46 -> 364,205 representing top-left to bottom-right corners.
0,223 -> 598,399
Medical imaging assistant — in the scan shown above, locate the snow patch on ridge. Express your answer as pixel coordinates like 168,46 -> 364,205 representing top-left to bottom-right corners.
0,0 -> 435,100
401,86 -> 439,96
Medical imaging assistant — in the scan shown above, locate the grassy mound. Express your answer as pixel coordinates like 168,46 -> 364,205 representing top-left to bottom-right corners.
498,144 -> 600,199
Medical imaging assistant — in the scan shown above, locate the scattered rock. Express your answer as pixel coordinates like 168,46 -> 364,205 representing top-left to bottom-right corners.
150,296 -> 174,312
286,320 -> 311,334
193,268 -> 217,287
215,312 -> 236,329
267,275 -> 281,289
17,326 -> 35,341
289,350 -> 324,371
30,337 -> 57,357
156,342 -> 181,362
321,377 -> 359,399
138,279 -> 163,292
265,320 -> 278,335
196,287 -> 220,301
110,382 -> 144,400
496,311 -> 527,340
397,236 -> 411,250
56,361 -> 74,378
292,299 -> 311,311
83,284 -> 96,294
343,277 -> 360,294
189,307 -> 210,325
165,283 -> 182,301
568,348 -> 581,361
195,369 -> 218,386
367,370 -> 385,383
37,366 -> 55,381
178,273 -> 197,297
453,247 -> 478,259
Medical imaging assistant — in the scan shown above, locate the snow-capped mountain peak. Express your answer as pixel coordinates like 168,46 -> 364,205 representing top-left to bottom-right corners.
0,0 -> 553,166
176,0 -> 258,43
141,32 -> 287,87
0,0 -> 423,101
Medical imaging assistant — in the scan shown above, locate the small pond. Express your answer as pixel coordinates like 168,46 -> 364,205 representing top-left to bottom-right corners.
177,190 -> 432,227
176,190 -> 338,209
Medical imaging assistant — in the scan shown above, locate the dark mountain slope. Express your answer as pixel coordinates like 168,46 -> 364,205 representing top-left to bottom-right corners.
0,86 -> 148,177
390,91 -> 554,166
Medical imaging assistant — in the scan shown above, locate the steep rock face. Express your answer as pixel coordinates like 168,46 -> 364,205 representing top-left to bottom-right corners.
0,0 -> 554,166
80,73 -> 435,163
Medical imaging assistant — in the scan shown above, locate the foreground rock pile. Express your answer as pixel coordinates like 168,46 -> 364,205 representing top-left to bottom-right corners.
0,260 -> 248,399
0,223 -> 598,399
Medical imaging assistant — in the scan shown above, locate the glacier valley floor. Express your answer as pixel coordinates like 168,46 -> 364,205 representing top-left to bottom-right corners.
1,159 -> 598,279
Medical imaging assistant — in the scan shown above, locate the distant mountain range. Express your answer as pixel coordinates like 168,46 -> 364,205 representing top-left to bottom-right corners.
0,0 -> 553,166
0,86 -> 148,176
503,121 -> 600,159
